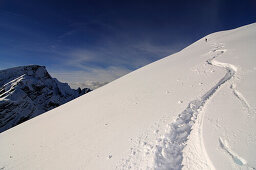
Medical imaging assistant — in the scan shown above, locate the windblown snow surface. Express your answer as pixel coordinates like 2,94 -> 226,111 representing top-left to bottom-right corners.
0,23 -> 255,170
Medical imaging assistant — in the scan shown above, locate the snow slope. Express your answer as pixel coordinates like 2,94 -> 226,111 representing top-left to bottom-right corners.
0,23 -> 255,170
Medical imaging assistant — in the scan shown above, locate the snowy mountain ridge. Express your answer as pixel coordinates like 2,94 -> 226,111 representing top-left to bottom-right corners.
0,23 -> 255,170
0,65 -> 91,133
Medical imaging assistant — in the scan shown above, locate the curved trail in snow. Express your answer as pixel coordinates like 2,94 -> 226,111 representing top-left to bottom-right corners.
153,44 -> 237,170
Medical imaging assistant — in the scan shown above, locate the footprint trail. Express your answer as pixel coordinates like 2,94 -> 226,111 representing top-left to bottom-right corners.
153,45 -> 237,170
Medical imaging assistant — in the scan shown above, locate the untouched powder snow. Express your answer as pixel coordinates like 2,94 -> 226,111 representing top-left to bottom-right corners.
0,23 -> 255,170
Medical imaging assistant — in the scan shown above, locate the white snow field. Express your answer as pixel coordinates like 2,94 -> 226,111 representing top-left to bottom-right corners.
0,23 -> 255,170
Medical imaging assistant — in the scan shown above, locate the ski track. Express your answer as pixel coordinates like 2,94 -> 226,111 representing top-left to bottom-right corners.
219,137 -> 256,170
120,43 -> 253,170
153,44 -> 237,170
230,84 -> 255,117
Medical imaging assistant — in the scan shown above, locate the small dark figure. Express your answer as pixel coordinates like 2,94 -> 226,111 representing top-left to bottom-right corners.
205,38 -> 208,42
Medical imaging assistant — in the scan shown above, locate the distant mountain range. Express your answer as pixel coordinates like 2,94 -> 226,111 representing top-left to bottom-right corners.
0,65 -> 91,133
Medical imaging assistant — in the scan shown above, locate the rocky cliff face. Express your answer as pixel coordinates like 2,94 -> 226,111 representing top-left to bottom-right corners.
0,65 -> 91,133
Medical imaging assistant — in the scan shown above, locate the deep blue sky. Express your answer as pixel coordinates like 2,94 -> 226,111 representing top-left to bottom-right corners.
0,0 -> 255,88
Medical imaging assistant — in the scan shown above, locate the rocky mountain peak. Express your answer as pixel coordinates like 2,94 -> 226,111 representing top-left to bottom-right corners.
0,65 -> 91,133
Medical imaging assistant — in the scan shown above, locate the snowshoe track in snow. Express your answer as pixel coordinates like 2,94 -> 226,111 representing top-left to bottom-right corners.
153,44 -> 237,170
121,42 -> 254,170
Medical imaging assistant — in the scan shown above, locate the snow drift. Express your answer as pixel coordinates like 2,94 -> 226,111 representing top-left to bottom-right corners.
0,23 -> 255,170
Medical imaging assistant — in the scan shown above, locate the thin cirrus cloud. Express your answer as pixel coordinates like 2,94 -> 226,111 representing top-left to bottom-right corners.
51,39 -> 178,89
63,41 -> 177,70
0,10 -> 180,89
50,23 -> 180,88
1,0 -> 255,89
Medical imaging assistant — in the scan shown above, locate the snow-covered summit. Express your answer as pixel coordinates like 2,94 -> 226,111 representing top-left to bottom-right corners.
0,23 -> 255,170
0,65 -> 91,133
0,65 -> 50,85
